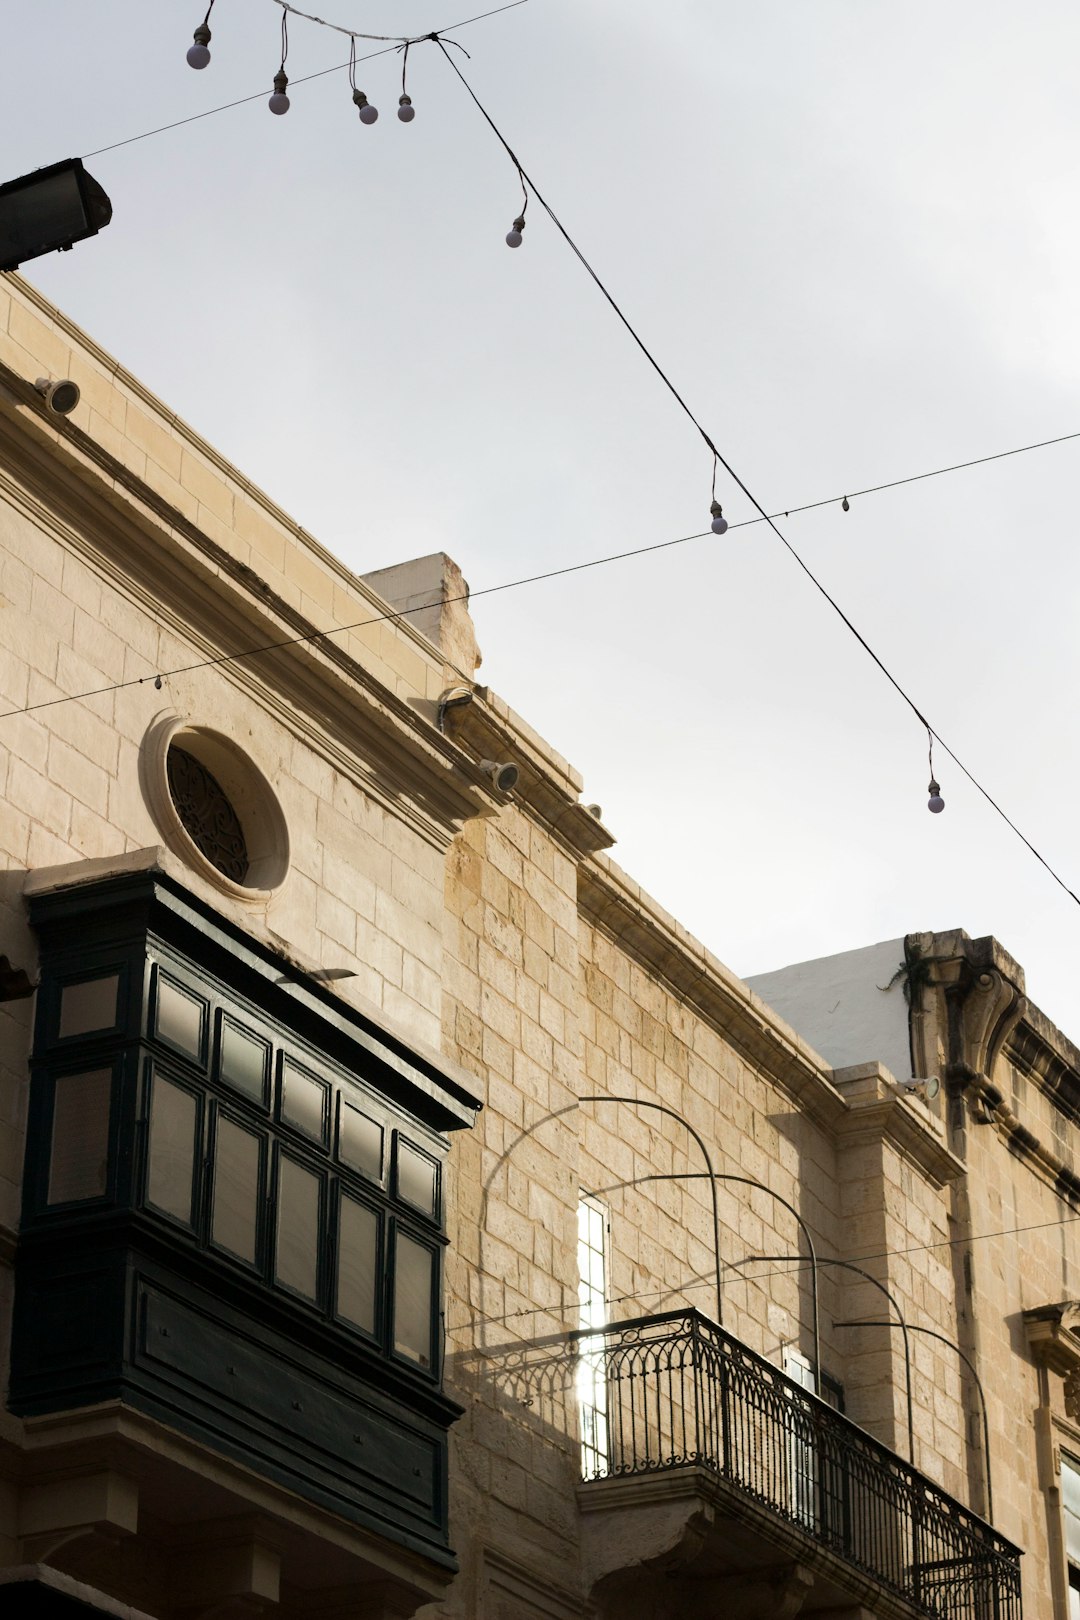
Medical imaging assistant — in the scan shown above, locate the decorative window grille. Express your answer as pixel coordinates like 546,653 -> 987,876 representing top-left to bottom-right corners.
167,744 -> 249,884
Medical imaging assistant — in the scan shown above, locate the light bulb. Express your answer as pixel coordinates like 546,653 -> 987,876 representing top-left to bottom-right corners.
927,779 -> 945,814
398,94 -> 415,122
710,501 -> 728,535
187,23 -> 211,68
269,70 -> 290,114
353,90 -> 378,124
506,216 -> 525,248
842,495 -> 850,512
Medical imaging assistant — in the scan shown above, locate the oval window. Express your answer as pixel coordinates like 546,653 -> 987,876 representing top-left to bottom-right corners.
142,715 -> 290,899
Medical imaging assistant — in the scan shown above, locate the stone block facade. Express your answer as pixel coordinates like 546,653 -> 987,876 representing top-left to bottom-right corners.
0,274 -> 1053,1618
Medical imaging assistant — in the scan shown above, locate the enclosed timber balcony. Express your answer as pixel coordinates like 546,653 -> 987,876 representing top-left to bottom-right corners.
527,1310 -> 1021,1620
7,863 -> 482,1619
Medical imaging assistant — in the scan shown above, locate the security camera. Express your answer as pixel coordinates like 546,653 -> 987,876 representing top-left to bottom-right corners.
479,759 -> 519,793
898,1075 -> 941,1101
34,377 -> 80,416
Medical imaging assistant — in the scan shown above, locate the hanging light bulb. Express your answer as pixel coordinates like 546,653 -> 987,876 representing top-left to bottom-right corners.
927,778 -> 945,814
398,93 -> 415,122
187,23 -> 211,68
710,500 -> 728,535
842,495 -> 850,512
269,69 -> 290,114
506,216 -> 525,248
352,89 -> 378,124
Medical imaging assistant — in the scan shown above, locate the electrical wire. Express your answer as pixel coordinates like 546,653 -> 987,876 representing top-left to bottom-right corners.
73,18 -> 1080,903
3,425 -> 1076,719
432,44 -> 1080,908
82,0 -> 530,159
449,1208 -> 1080,1333
2,424 -> 1078,905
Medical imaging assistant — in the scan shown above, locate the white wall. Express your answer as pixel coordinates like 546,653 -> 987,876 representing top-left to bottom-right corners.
746,938 -> 912,1083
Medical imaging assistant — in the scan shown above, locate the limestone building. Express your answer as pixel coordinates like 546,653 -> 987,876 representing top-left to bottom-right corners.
0,272 -> 1054,1618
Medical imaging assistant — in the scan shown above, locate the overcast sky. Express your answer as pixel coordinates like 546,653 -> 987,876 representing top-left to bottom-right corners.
9,2 -> 1080,1046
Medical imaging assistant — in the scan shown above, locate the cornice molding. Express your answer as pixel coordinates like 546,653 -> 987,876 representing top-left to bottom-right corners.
0,374 -> 498,849
1025,1303 -> 1080,1386
577,857 -> 848,1129
950,1066 -> 1080,1210
441,693 -> 616,860
2,276 -> 444,669
1006,1011 -> 1080,1126
832,1065 -> 965,1188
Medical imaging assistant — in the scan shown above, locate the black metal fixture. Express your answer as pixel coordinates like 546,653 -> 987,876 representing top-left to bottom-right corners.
835,1317 -> 994,1522
0,158 -> 112,273
585,1170 -> 822,1381
743,1253 -> 915,1461
578,1095 -> 723,1323
564,1309 -> 1022,1618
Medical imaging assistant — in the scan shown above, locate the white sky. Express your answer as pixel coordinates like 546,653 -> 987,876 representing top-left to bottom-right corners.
8,2 -> 1080,1039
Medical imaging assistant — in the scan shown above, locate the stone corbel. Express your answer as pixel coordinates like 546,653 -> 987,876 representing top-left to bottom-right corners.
18,1469 -> 139,1565
1024,1302 -> 1080,1410
953,961 -> 1027,1080
691,1563 -> 814,1619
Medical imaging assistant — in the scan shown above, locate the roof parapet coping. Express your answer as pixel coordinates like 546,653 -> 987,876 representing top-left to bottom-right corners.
440,684 -> 614,858
0,275 -> 447,677
832,1060 -> 964,1186
580,852 -> 850,1130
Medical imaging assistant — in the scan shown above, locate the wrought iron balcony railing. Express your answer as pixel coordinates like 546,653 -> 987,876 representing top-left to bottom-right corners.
569,1310 -> 1022,1620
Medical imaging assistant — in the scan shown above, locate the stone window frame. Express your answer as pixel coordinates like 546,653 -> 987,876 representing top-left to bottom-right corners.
141,711 -> 291,901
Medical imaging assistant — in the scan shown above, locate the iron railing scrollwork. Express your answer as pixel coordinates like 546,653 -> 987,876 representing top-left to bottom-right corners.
563,1310 -> 1021,1620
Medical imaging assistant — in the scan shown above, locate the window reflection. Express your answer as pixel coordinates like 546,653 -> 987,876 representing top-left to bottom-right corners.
394,1231 -> 433,1367
339,1103 -> 383,1181
147,1076 -> 197,1223
220,1018 -> 269,1104
49,1069 -> 111,1203
212,1116 -> 262,1263
398,1138 -> 437,1217
156,976 -> 205,1059
281,1061 -> 328,1143
337,1196 -> 378,1334
59,973 -> 119,1039
276,1156 -> 320,1300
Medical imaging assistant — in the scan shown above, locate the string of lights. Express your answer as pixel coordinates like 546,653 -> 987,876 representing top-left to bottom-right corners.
69,16 -> 1080,903
83,1 -> 529,158
2,428 -> 1078,908
0,422 -> 1073,727
427,46 -> 1080,903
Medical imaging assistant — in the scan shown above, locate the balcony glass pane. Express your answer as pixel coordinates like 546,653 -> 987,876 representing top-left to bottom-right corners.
48,1069 -> 111,1203
220,1018 -> 269,1104
59,973 -> 119,1038
339,1102 -> 383,1180
394,1231 -> 433,1368
147,1076 -> 197,1223
281,1061 -> 328,1143
397,1139 -> 437,1217
337,1196 -> 378,1334
276,1156 -> 320,1300
212,1117 -> 261,1263
156,976 -> 205,1059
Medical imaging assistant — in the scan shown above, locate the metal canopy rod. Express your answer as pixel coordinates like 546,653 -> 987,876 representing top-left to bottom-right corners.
836,1318 -> 994,1523
577,1094 -> 724,1324
584,1170 -> 821,1384
742,1253 -> 915,1463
